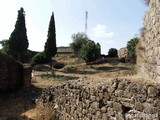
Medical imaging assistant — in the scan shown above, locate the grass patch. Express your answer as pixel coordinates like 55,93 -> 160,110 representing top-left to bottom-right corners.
63,66 -> 78,73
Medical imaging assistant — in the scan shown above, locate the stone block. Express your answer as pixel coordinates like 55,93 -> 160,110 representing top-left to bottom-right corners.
147,86 -> 159,97
113,102 -> 123,113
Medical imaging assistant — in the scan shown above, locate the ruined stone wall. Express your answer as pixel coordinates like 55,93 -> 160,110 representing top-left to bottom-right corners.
137,0 -> 160,81
118,47 -> 127,60
0,53 -> 32,91
38,79 -> 160,120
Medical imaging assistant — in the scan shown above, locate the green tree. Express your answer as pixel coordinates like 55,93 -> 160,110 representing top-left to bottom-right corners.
108,48 -> 118,58
80,40 -> 101,63
70,32 -> 88,56
8,7 -> 29,62
31,52 -> 46,65
126,37 -> 139,63
0,39 -> 10,54
44,12 -> 57,62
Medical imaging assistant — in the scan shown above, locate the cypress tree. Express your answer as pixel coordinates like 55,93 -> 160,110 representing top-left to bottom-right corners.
44,12 -> 57,61
8,7 -> 28,62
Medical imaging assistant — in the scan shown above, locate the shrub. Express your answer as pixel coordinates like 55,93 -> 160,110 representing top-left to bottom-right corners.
64,66 -> 78,72
70,32 -> 88,56
108,48 -> 118,58
126,37 -> 139,63
31,52 -> 46,65
80,40 -> 101,63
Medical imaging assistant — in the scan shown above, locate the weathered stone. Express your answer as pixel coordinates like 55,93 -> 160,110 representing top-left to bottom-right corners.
0,53 -> 31,91
101,106 -> 107,113
137,0 -> 160,81
113,102 -> 123,113
99,92 -> 103,100
116,113 -> 124,120
147,86 -> 159,97
107,101 -> 113,107
90,95 -> 96,102
103,92 -> 110,100
102,113 -> 108,120
135,94 -> 147,103
135,102 -> 143,112
115,90 -> 123,97
144,106 -> 158,114
123,90 -> 132,98
107,107 -> 115,116
38,79 -> 160,120
121,101 -> 134,109
91,102 -> 99,110
95,111 -> 101,119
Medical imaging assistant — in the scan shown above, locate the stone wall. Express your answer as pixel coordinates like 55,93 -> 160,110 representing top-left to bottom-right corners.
0,53 -> 32,91
118,47 -> 127,60
37,79 -> 160,120
137,0 -> 160,81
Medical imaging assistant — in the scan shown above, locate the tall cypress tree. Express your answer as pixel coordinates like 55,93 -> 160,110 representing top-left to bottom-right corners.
9,7 -> 29,62
44,12 -> 57,61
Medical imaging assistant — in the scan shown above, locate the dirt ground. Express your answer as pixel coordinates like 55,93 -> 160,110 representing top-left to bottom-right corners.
0,54 -> 156,120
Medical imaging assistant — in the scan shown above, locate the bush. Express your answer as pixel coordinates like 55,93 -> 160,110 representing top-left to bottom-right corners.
31,52 -> 46,65
64,66 -> 78,72
80,40 -> 101,63
108,48 -> 118,58
126,37 -> 139,63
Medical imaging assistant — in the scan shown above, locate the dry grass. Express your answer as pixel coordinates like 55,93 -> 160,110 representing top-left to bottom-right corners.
0,53 -> 159,120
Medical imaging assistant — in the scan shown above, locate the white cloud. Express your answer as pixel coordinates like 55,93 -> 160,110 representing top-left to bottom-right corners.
93,24 -> 115,38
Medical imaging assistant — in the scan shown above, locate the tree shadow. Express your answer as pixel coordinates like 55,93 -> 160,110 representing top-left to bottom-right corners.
35,73 -> 80,81
54,75 -> 79,80
0,85 -> 43,120
95,66 -> 131,72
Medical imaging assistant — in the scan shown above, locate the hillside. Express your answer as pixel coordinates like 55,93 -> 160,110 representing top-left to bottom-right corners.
0,54 -> 158,120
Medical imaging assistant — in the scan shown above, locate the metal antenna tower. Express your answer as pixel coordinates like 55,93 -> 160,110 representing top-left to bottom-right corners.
85,11 -> 88,35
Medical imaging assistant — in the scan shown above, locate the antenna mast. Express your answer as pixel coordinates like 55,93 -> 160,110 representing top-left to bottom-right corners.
85,11 -> 88,35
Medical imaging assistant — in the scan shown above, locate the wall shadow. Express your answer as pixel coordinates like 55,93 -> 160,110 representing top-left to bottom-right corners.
0,85 -> 43,120
35,73 -> 80,80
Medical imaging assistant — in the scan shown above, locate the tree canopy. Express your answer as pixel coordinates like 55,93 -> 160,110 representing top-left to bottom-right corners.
70,32 -> 88,56
108,48 -> 118,58
8,7 -> 29,62
44,12 -> 57,61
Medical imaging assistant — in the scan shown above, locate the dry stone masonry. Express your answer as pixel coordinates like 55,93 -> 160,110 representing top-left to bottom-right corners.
118,47 -> 127,61
137,0 -> 160,81
0,53 -> 32,91
37,78 -> 160,120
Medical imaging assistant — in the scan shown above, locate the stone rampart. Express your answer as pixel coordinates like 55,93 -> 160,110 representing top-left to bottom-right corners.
137,0 -> 160,81
37,79 -> 160,120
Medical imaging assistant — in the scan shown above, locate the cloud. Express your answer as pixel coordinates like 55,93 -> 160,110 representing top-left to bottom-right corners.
93,24 -> 115,38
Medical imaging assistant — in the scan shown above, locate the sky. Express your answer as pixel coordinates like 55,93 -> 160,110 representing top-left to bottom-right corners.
0,0 -> 147,54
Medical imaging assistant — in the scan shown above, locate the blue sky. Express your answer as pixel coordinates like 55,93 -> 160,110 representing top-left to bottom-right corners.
0,0 -> 147,54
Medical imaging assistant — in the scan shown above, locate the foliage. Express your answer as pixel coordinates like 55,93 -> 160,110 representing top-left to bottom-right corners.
108,48 -> 118,58
70,32 -> 88,56
126,37 -> 139,63
80,40 -> 101,63
31,52 -> 46,65
44,12 -> 57,62
8,7 -> 29,62
0,39 -> 10,54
